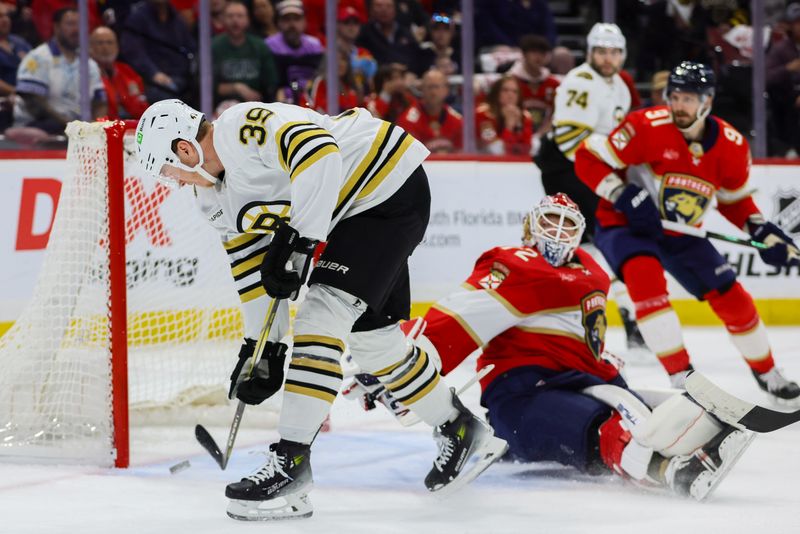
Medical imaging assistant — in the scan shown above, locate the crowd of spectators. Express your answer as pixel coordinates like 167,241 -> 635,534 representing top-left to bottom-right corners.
0,0 -> 798,157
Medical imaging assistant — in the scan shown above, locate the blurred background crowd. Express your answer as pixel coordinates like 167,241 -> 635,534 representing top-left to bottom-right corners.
1,0 -> 798,157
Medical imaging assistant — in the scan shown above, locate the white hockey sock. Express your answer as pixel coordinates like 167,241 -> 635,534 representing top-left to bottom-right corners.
278,285 -> 365,444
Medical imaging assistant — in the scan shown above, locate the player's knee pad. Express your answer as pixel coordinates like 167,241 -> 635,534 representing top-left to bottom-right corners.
635,393 -> 723,457
705,281 -> 759,331
348,324 -> 408,373
294,284 -> 367,343
598,412 -> 653,481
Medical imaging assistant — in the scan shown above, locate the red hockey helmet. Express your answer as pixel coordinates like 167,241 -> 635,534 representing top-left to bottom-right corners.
524,193 -> 586,267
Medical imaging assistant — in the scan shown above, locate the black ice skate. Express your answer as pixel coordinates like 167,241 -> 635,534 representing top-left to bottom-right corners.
225,440 -> 313,521
664,425 -> 755,502
424,390 -> 508,495
620,308 -> 647,351
752,367 -> 800,406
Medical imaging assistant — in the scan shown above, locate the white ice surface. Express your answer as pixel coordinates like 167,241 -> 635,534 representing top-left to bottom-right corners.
2,327 -> 800,534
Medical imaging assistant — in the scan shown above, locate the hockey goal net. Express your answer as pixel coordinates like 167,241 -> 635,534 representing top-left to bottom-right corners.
0,121 -> 246,467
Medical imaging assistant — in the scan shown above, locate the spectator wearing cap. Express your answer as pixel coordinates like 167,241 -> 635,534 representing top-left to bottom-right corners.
648,70 -> 669,107
120,0 -> 196,104
507,34 -> 560,136
309,48 -> 361,113
767,2 -> 800,155
90,26 -> 148,120
475,74 -> 533,155
419,13 -> 459,75
364,62 -> 416,121
266,0 -> 323,103
303,0 -> 366,42
250,0 -> 279,39
475,0 -> 556,50
213,1 -> 278,105
396,68 -> 462,153
13,7 -> 106,134
337,6 -> 377,95
356,0 -> 424,76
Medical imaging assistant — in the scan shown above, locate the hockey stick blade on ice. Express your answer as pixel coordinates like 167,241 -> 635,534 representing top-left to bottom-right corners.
685,371 -> 800,432
195,299 -> 281,469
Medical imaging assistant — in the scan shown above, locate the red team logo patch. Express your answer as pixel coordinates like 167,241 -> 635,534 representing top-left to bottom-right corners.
581,291 -> 607,361
659,173 -> 714,225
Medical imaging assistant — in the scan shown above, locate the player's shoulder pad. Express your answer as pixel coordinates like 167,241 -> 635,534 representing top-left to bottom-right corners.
712,115 -> 749,150
562,64 -> 597,87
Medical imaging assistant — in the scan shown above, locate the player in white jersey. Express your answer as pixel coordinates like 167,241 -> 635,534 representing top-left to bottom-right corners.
135,100 -> 507,521
536,22 -> 646,356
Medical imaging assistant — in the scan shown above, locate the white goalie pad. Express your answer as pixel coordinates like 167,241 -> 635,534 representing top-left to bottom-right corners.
636,394 -> 724,457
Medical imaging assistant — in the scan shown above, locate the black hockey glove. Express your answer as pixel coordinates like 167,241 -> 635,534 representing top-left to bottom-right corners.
228,339 -> 288,405
613,184 -> 663,240
748,218 -> 800,267
260,222 -> 318,300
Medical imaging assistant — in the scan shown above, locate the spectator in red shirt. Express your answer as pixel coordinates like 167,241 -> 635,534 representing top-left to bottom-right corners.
89,26 -> 148,120
302,0 -> 366,42
475,74 -> 533,155
396,68 -> 462,153
364,62 -> 416,122
309,48 -> 361,113
508,34 -> 560,136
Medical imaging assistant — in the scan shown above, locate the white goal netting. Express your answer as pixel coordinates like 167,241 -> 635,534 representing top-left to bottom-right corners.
0,122 -> 244,465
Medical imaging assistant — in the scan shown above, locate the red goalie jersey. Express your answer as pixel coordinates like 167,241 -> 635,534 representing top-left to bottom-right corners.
423,245 -> 618,390
575,106 -> 759,230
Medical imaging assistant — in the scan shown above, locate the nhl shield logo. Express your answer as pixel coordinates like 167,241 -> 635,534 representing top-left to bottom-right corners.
774,189 -> 800,238
659,173 -> 714,225
581,291 -> 607,361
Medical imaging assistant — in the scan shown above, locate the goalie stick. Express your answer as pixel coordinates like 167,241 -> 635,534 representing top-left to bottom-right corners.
685,371 -> 800,433
195,298 -> 281,469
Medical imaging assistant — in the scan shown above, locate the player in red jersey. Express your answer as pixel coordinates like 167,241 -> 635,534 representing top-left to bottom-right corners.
575,61 -> 800,402
508,35 -> 561,142
346,193 -> 755,501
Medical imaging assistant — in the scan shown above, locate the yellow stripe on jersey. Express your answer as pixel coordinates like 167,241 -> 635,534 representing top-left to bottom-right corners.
230,249 -> 267,280
275,121 -> 309,171
284,381 -> 338,403
239,283 -> 266,303
400,373 -> 440,405
430,303 -> 484,348
224,233 -> 264,254
286,127 -> 328,164
293,334 -> 346,353
290,356 -> 343,376
356,132 -> 414,201
290,143 -> 340,182
554,124 -> 591,145
515,326 -> 585,343
336,121 -> 390,210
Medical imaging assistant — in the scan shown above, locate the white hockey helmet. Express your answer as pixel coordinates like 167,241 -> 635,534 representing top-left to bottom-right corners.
523,193 -> 586,267
135,99 -> 218,187
587,22 -> 626,55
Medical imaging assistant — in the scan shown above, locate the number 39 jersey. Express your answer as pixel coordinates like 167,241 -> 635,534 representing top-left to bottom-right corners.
550,63 -> 631,161
575,105 -> 759,231
423,246 -> 619,390
191,102 -> 429,339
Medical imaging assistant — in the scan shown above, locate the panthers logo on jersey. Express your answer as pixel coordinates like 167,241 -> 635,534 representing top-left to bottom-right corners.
659,173 -> 714,226
581,291 -> 607,361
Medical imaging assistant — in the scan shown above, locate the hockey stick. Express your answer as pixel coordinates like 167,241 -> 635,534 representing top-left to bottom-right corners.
398,364 -> 496,427
195,298 -> 281,469
661,220 -> 769,250
685,371 -> 800,433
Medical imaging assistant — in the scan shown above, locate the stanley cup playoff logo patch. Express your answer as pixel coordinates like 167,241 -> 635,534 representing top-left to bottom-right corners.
774,189 -> 800,238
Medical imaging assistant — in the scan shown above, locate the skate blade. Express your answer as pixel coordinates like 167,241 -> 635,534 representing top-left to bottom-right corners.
765,392 -> 800,409
430,435 -> 508,498
226,493 -> 314,521
693,431 -> 756,502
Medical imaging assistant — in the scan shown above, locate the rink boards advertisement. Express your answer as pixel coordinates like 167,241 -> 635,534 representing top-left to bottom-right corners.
1,155 -> 800,329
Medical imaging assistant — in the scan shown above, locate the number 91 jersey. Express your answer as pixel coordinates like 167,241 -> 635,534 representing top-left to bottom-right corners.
577,105 -> 756,230
550,63 -> 631,160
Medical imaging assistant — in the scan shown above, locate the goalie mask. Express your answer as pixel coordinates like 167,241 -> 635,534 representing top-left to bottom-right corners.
135,99 -> 219,187
523,193 -> 586,267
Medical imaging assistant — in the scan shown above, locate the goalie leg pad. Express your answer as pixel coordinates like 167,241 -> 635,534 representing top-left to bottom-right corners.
636,393 -> 723,456
598,412 -> 654,481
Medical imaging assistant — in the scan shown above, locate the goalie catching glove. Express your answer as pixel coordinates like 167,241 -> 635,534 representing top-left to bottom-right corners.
747,216 -> 800,268
260,222 -> 318,300
229,339 -> 288,405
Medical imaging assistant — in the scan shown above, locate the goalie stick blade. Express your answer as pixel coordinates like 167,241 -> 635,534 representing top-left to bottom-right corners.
195,424 -> 225,469
685,372 -> 800,433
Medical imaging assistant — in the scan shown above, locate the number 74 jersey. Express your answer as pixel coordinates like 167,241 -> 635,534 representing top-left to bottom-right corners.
575,105 -> 758,231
